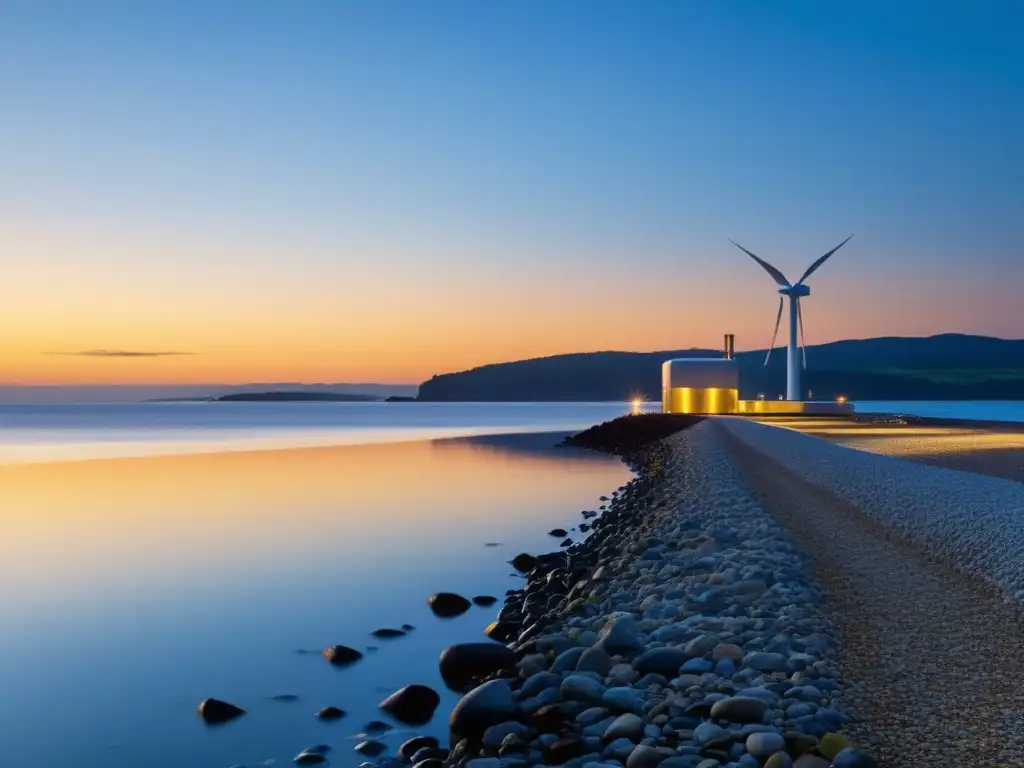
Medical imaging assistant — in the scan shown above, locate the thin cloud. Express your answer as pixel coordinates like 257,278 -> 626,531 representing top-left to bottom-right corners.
47,350 -> 195,358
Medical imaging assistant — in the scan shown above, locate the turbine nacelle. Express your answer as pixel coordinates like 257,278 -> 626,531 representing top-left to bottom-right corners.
779,285 -> 810,298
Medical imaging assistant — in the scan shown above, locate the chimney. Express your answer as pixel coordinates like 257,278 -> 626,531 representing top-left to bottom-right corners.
724,334 -> 735,360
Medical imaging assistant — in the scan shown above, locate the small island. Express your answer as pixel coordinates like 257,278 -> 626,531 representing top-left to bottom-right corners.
215,391 -> 379,402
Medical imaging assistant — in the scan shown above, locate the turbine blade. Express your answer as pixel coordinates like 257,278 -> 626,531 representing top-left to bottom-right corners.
765,296 -> 784,366
797,297 -> 807,369
729,239 -> 791,287
796,234 -> 854,285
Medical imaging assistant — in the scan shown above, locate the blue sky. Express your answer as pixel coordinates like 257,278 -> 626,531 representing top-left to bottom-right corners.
1,1 -> 1021,383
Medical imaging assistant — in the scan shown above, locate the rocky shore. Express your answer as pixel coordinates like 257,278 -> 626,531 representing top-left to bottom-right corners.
398,417 -> 877,768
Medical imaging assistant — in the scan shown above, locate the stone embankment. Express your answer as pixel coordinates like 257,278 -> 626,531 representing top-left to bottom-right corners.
415,418 -> 875,768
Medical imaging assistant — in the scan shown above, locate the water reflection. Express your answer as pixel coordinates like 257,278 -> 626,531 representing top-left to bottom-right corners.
0,433 -> 629,768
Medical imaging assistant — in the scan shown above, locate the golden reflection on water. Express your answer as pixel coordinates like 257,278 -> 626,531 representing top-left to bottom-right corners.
0,437 -> 626,602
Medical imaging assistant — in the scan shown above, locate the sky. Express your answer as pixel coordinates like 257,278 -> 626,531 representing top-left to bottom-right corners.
1,0 -> 1022,385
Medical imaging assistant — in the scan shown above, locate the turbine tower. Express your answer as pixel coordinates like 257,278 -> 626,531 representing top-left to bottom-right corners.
730,236 -> 853,401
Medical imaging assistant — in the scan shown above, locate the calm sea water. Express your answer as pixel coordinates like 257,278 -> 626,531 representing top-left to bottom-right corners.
2,399 -> 1017,768
0,401 -> 657,463
0,403 -> 642,768
854,400 -> 1024,422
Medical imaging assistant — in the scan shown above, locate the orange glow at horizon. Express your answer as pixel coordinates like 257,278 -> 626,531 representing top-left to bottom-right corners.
2,219 -> 1021,387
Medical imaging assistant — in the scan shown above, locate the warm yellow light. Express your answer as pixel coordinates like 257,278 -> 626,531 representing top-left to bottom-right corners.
836,395 -> 848,404
663,387 -> 739,415
630,394 -> 646,415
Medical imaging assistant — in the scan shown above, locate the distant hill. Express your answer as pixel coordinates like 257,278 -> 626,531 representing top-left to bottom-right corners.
216,391 -> 379,402
417,334 -> 1024,402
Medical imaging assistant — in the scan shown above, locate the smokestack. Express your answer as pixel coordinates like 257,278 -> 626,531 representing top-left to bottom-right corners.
724,334 -> 735,360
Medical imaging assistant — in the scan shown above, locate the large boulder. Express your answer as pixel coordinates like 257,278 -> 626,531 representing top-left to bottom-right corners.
546,736 -> 586,764
363,720 -> 392,734
602,686 -> 643,713
197,698 -> 245,724
511,553 -> 538,573
576,647 -> 614,676
439,643 -> 517,691
746,732 -> 786,756
411,747 -> 447,764
595,614 -> 643,654
450,679 -> 515,738
742,651 -> 786,672
710,696 -> 769,724
322,645 -> 364,666
520,671 -> 561,698
560,675 -> 605,704
603,713 -> 644,742
550,647 -> 587,673
481,721 -> 530,749
316,706 -> 346,720
379,684 -> 441,725
485,620 -> 519,643
693,722 -> 728,746
626,744 -> 665,768
371,628 -> 407,638
818,733 -> 848,760
294,745 -> 331,765
683,634 -> 717,657
633,647 -> 687,676
712,642 -> 744,661
355,741 -> 386,757
532,703 -> 567,733
398,736 -> 440,762
428,593 -> 473,618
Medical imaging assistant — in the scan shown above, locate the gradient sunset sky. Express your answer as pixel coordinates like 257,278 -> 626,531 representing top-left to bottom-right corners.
2,1 -> 1021,385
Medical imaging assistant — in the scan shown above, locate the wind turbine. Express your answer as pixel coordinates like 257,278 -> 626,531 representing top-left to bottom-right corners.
730,235 -> 853,401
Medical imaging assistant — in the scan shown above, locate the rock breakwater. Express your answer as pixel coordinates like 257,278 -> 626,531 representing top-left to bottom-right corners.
422,418 -> 875,768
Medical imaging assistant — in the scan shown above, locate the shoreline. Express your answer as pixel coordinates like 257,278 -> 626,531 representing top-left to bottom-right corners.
415,415 -> 876,768
0,424 -> 604,466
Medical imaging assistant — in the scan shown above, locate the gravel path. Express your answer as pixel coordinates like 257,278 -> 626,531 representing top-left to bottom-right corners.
821,428 -> 1024,484
718,418 -> 1024,602
755,416 -> 1024,484
717,421 -> 1024,767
